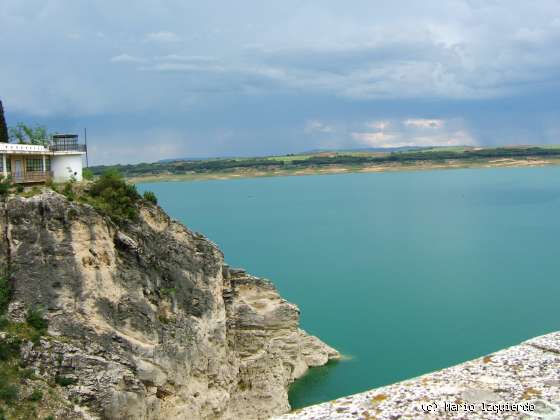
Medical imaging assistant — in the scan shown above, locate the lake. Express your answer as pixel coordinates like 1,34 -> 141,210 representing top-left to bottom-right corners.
138,166 -> 560,409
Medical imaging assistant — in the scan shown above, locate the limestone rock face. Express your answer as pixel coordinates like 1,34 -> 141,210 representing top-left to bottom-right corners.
0,191 -> 338,419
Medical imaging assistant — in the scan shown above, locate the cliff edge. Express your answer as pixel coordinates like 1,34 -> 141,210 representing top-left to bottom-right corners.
0,191 -> 338,419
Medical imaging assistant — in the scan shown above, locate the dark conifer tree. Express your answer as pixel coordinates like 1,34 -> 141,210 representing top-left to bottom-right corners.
0,100 -> 9,143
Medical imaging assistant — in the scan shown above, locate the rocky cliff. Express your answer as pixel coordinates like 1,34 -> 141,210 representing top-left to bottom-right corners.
0,191 -> 338,419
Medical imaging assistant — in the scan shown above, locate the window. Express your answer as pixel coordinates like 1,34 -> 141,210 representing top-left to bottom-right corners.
26,158 -> 44,172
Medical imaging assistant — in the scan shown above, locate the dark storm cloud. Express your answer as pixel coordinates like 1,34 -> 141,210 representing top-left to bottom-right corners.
1,0 -> 559,164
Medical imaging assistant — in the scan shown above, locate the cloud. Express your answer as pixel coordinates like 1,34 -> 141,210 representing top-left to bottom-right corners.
404,119 -> 444,129
367,121 -> 390,131
145,31 -> 180,43
154,55 -> 218,62
351,118 -> 476,148
110,54 -> 145,63
1,0 -> 559,163
305,120 -> 334,133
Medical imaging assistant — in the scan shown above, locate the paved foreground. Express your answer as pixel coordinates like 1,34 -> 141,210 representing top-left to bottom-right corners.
275,332 -> 560,419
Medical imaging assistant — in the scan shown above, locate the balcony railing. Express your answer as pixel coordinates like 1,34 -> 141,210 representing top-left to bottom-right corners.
12,171 -> 53,184
50,143 -> 87,152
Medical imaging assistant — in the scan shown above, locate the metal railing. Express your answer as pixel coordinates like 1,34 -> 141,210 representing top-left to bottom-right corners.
50,143 -> 87,152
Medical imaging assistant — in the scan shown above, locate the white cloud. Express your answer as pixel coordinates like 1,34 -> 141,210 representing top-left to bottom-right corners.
351,118 -> 476,148
145,31 -> 180,43
305,120 -> 333,133
110,54 -> 145,63
155,55 -> 217,62
366,121 -> 390,131
1,0 -> 559,163
404,119 -> 444,129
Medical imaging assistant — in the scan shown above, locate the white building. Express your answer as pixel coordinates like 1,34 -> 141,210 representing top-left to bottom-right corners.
0,134 -> 86,183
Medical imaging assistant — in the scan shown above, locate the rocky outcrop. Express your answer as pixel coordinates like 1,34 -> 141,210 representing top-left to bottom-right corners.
275,333 -> 560,419
0,191 -> 338,419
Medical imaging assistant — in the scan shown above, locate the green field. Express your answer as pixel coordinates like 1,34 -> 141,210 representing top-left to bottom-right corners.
89,145 -> 560,182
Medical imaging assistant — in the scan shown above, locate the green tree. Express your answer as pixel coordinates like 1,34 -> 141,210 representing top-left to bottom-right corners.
8,123 -> 49,145
0,101 -> 8,143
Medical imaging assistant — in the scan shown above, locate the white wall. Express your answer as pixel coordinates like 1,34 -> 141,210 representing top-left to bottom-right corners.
51,154 -> 83,182
0,143 -> 48,153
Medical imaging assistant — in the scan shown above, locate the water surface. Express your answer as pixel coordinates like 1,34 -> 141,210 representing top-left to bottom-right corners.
139,167 -> 560,408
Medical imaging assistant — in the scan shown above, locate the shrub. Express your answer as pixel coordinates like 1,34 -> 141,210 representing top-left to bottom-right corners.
0,277 -> 10,313
82,168 -> 94,180
15,184 -> 24,193
0,337 -> 21,361
55,376 -> 77,387
0,383 -> 18,404
62,181 -> 75,201
143,190 -> 157,205
0,176 -> 11,196
25,308 -> 48,334
86,169 -> 140,222
29,388 -> 43,401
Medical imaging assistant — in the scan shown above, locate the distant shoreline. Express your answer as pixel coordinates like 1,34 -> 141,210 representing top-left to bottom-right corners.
128,156 -> 560,184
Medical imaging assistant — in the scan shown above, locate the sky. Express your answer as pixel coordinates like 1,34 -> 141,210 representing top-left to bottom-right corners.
1,1 -> 560,165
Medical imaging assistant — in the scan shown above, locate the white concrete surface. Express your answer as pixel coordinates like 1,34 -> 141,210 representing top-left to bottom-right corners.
51,153 -> 84,182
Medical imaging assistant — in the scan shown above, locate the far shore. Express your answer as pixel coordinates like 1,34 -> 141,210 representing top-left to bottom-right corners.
128,156 -> 560,184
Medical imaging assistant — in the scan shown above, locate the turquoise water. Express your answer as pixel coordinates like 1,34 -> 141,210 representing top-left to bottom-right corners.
139,167 -> 560,409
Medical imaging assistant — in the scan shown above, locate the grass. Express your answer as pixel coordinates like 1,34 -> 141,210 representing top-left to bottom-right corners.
0,315 -> 65,419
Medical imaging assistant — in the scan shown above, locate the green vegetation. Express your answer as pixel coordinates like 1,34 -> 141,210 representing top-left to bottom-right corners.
81,169 -> 140,223
82,168 -> 94,180
89,146 -> 560,181
47,168 -> 142,224
25,308 -> 48,335
0,276 -> 11,313
0,274 -> 60,419
143,190 -> 157,205
0,100 -> 8,144
0,177 -> 11,196
54,376 -> 77,387
8,123 -> 50,146
29,389 -> 43,402
86,169 -> 140,221
61,180 -> 75,202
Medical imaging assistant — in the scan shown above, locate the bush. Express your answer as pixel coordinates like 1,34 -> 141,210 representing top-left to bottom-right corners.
29,388 -> 43,401
0,277 -> 10,313
143,190 -> 157,205
55,376 -> 76,387
0,337 -> 21,361
0,383 -> 18,404
62,181 -> 75,201
15,184 -> 24,193
0,176 -> 11,196
82,168 -> 94,180
25,308 -> 48,334
86,169 -> 140,222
